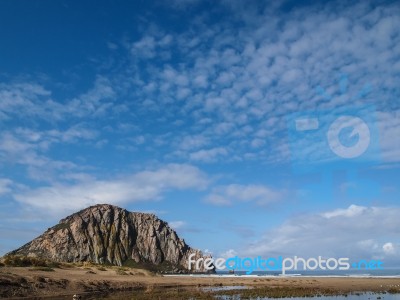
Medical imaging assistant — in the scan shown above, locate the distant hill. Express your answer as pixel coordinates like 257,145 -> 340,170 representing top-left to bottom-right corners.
8,204 -> 213,273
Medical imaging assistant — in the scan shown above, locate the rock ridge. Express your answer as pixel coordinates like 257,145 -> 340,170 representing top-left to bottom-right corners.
8,204 -> 212,272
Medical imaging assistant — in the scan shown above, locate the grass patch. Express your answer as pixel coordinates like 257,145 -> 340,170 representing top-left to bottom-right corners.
58,262 -> 75,269
82,261 -> 96,268
97,266 -> 107,271
388,288 -> 400,294
46,261 -> 61,268
53,222 -> 70,232
115,268 -> 129,275
2,255 -> 60,268
122,259 -> 179,274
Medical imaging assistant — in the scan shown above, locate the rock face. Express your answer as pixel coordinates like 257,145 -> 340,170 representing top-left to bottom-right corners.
8,204 -> 212,272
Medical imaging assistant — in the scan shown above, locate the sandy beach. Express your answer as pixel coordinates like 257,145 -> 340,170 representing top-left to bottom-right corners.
1,265 -> 400,299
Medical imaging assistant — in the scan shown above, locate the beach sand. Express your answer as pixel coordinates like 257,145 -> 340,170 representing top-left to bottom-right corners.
1,266 -> 400,298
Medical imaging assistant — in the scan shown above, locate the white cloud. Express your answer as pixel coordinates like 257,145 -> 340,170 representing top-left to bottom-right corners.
203,249 -> 213,255
120,0 -> 400,165
0,127 -> 99,182
219,249 -> 238,259
243,205 -> 400,265
169,221 -> 186,230
0,0 -> 399,263
383,242 -> 396,255
250,138 -> 265,148
322,204 -> 366,218
131,36 -> 157,59
2,1 -> 399,168
0,179 -> 12,195
162,0 -> 202,10
204,193 -> 231,206
179,135 -> 209,150
0,76 -> 115,122
0,83 -> 51,121
377,110 -> 400,164
14,164 -> 209,215
190,147 -> 228,162
205,184 -> 284,206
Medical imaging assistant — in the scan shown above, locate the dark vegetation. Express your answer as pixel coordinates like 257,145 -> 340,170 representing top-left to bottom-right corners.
1,255 -> 60,268
122,259 -> 183,274
53,222 -> 71,231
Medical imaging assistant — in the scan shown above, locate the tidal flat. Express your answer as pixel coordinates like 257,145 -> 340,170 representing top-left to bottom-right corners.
2,265 -> 400,299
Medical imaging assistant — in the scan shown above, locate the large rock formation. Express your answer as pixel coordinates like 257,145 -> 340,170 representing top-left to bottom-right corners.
8,204 -> 212,273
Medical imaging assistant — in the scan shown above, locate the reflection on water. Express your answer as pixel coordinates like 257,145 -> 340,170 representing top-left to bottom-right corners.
29,288 -> 400,300
98,290 -> 400,300
216,293 -> 400,300
202,285 -> 252,292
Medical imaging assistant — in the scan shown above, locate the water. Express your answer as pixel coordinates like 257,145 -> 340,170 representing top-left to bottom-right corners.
96,291 -> 400,300
202,285 -> 252,292
29,289 -> 400,300
216,294 -> 400,300
214,268 -> 400,277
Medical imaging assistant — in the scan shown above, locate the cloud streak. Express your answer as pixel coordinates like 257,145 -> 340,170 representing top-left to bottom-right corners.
205,184 -> 285,206
14,164 -> 209,215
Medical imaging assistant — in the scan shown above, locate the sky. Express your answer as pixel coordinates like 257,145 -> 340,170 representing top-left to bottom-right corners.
0,0 -> 399,268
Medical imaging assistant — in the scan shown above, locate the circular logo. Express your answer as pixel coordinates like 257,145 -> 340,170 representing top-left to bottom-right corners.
327,116 -> 370,159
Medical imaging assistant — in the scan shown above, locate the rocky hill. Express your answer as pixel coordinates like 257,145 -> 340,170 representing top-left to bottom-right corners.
8,204 -> 212,273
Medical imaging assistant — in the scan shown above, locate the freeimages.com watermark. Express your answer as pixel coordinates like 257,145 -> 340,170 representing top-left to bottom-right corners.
188,254 -> 384,275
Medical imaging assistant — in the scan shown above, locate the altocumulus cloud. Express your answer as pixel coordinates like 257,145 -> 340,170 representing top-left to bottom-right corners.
121,0 -> 400,165
14,164 -> 209,215
0,76 -> 115,122
205,184 -> 285,206
1,0 -> 399,258
1,1 -> 399,166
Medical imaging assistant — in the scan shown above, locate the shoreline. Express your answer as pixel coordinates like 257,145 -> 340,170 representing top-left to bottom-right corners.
165,274 -> 400,279
1,266 -> 400,299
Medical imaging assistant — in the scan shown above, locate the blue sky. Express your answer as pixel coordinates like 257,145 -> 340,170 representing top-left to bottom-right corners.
1,0 -> 400,267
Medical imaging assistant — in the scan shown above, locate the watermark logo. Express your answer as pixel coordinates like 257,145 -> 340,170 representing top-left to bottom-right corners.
287,105 -> 380,171
188,254 -> 384,275
286,75 -> 381,202
327,115 -> 371,159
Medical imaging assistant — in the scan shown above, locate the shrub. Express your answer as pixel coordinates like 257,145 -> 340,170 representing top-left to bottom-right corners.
82,261 -> 95,268
115,268 -> 128,275
53,222 -> 70,232
2,255 -> 59,268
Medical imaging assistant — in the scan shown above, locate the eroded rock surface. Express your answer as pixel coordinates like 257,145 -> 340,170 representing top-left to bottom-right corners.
9,204 -> 211,272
